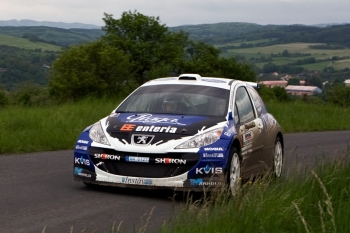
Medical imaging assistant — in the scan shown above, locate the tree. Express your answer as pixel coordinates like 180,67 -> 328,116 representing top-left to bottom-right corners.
282,50 -> 290,57
102,11 -> 188,86
174,41 -> 256,82
288,78 -> 300,85
49,40 -> 133,101
49,11 -> 258,101
306,76 -> 322,88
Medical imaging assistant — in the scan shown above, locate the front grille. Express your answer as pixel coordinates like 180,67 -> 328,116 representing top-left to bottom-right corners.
88,147 -> 199,178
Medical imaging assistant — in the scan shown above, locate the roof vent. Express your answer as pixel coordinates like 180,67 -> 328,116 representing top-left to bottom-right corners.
178,74 -> 201,81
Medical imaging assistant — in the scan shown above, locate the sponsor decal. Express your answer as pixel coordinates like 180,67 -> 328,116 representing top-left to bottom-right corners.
121,177 -> 153,185
203,147 -> 224,151
120,124 -> 136,131
155,158 -> 186,164
132,134 -> 155,145
75,156 -> 90,166
196,164 -> 223,174
120,124 -> 178,133
94,153 -> 121,160
190,178 -> 203,185
77,140 -> 89,144
74,167 -> 91,177
75,145 -> 87,150
203,153 -> 224,158
242,131 -> 253,146
126,156 -> 150,163
223,124 -> 236,137
190,179 -> 222,186
126,114 -> 186,125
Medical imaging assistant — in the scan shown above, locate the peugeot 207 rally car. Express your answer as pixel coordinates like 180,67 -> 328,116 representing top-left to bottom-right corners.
74,74 -> 284,194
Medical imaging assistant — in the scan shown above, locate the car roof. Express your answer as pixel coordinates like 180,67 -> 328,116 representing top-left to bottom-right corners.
143,74 -> 259,90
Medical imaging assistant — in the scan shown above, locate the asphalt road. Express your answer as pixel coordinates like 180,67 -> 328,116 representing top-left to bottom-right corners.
0,131 -> 349,233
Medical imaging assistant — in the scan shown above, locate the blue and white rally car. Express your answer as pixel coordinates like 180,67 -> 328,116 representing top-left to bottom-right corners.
74,74 -> 284,194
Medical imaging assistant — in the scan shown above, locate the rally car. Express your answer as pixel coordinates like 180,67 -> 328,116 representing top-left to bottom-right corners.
74,74 -> 284,195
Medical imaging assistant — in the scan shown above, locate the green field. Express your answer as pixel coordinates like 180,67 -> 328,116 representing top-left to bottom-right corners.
222,42 -> 350,71
216,38 -> 278,47
0,34 -> 62,52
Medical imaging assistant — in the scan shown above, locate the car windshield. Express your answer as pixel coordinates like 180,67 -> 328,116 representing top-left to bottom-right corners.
116,84 -> 230,116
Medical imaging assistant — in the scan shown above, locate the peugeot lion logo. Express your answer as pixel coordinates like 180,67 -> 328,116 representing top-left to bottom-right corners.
132,134 -> 155,146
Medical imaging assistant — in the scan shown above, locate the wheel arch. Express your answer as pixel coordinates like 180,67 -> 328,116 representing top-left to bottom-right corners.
230,138 -> 241,155
227,138 -> 241,166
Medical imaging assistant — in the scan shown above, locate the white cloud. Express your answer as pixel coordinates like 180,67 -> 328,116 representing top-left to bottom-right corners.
0,0 -> 349,26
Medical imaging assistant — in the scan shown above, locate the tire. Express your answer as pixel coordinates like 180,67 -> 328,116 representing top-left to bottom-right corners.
273,137 -> 283,178
83,181 -> 97,188
227,147 -> 241,196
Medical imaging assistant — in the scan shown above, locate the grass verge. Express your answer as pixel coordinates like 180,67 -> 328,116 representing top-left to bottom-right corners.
1,99 -> 350,154
156,152 -> 350,233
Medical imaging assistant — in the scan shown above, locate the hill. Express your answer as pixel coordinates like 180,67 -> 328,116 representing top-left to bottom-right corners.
0,19 -> 100,29
171,23 -> 350,46
1,21 -> 350,91
0,26 -> 105,47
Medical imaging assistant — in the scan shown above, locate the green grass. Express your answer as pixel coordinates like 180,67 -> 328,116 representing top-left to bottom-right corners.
266,101 -> 350,133
215,38 -> 278,47
0,34 -> 62,51
156,154 -> 350,233
0,97 -> 122,154
1,99 -> 349,154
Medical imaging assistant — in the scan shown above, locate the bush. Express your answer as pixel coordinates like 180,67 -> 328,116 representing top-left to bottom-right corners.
258,85 -> 277,103
0,89 -> 9,107
325,84 -> 350,107
272,86 -> 291,102
9,83 -> 52,106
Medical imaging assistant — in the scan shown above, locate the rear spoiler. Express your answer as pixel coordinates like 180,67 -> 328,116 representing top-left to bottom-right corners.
245,82 -> 260,90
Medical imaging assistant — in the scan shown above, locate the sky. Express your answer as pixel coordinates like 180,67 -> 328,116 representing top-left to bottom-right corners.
1,0 -> 349,27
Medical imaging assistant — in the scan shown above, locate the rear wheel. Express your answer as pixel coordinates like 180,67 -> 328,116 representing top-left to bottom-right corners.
227,148 -> 241,196
273,137 -> 283,178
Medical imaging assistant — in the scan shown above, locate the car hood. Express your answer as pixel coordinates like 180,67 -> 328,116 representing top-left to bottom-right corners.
103,113 -> 226,147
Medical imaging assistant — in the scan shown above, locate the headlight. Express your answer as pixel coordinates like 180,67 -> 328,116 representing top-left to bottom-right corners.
89,122 -> 110,146
175,127 -> 224,149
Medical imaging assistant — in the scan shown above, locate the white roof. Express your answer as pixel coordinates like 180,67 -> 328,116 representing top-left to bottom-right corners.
285,85 -> 320,91
142,74 -> 256,90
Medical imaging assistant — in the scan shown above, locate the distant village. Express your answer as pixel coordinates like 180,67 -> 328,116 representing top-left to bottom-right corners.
259,72 -> 350,96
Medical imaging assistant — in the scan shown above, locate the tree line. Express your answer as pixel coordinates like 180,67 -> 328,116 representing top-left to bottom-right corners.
1,11 -> 350,108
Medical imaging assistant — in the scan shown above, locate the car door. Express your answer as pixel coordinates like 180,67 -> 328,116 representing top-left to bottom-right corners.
233,85 -> 264,178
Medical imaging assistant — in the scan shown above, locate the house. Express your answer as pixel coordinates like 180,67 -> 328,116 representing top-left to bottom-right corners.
272,72 -> 279,77
285,85 -> 322,96
344,79 -> 350,86
259,80 -> 287,87
260,80 -> 305,88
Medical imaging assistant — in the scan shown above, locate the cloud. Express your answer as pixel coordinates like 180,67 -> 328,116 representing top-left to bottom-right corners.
0,0 -> 349,26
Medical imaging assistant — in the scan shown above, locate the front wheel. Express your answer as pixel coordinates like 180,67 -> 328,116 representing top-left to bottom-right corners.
273,137 -> 283,178
227,148 -> 241,196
